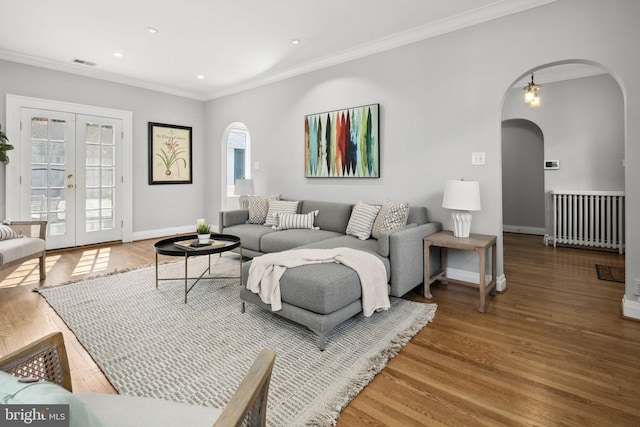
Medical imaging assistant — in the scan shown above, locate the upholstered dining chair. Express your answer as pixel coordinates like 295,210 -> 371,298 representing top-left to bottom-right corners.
0,332 -> 276,427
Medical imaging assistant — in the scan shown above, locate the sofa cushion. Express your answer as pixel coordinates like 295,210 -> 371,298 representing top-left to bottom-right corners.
371,201 -> 410,239
222,224 -> 276,253
0,237 -> 46,265
407,206 -> 429,225
260,229 -> 342,253
247,194 -> 280,224
0,371 -> 104,427
242,261 -> 363,315
280,263 -> 363,314
274,210 -> 319,230
264,200 -> 299,227
76,392 -> 221,427
299,200 -> 353,234
296,235 -> 391,282
346,202 -> 381,240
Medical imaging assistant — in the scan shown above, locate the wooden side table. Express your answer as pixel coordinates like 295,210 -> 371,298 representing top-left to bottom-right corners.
424,230 -> 497,313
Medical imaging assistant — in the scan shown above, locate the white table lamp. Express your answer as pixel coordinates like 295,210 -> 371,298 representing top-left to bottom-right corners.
442,179 -> 481,238
234,179 -> 255,209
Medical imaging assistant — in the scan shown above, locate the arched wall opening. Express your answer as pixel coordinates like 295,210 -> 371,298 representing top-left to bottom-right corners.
500,59 -> 626,292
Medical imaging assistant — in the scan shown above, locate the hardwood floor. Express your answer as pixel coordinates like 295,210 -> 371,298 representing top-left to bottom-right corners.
1,233 -> 638,426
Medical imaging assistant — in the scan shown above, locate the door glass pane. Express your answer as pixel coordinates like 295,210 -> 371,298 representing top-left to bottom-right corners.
30,117 -> 67,237
85,123 -> 115,232
86,123 -> 100,143
86,145 -> 101,165
102,145 -> 114,166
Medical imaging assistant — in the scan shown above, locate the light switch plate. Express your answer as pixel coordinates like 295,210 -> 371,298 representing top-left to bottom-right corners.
471,152 -> 485,165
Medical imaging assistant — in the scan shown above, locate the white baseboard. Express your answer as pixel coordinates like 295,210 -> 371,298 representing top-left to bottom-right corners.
503,225 -> 546,235
497,274 -> 507,292
622,295 -> 640,320
132,223 -> 220,242
446,268 -> 505,291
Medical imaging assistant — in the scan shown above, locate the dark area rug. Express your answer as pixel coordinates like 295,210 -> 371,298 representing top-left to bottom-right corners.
595,264 -> 625,283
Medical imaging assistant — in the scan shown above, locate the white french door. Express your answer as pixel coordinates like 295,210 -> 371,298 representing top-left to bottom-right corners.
20,109 -> 123,249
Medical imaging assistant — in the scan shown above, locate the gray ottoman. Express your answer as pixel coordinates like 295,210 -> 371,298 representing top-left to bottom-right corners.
240,261 -> 376,350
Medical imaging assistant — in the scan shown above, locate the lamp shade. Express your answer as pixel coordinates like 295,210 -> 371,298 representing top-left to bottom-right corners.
233,178 -> 254,196
442,180 -> 481,211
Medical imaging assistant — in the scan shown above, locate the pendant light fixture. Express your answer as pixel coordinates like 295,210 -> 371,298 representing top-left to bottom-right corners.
523,73 -> 541,107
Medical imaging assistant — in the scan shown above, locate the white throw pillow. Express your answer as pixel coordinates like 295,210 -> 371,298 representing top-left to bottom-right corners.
264,200 -> 299,227
371,201 -> 410,239
274,210 -> 319,230
246,194 -> 281,224
346,202 -> 381,240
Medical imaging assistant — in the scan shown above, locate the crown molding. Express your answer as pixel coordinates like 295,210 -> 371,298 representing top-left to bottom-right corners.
0,0 -> 556,102
0,49 -> 208,101
207,0 -> 557,99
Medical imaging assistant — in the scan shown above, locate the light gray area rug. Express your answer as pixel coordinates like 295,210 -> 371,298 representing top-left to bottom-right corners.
39,254 -> 437,426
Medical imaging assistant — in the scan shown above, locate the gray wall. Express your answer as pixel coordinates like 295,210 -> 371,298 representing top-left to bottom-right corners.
205,0 -> 640,308
0,59 -> 206,234
501,119 -> 545,232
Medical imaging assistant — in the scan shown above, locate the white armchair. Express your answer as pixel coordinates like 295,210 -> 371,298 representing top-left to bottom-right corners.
0,220 -> 47,280
0,332 -> 276,427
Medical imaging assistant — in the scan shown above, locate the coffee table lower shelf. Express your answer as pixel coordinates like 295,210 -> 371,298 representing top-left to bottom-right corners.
153,234 -> 242,303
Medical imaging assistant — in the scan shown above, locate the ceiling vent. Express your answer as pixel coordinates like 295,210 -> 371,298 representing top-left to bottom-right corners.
72,58 -> 97,66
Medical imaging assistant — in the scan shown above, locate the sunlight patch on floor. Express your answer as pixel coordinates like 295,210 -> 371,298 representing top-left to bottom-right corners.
72,248 -> 111,276
0,255 -> 61,288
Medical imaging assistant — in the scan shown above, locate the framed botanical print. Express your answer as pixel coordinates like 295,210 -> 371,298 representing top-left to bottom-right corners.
148,122 -> 192,185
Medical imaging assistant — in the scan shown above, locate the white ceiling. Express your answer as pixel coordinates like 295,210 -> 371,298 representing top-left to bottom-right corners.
0,0 -> 556,101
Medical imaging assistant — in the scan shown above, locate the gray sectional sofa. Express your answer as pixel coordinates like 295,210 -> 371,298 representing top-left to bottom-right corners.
219,199 -> 441,349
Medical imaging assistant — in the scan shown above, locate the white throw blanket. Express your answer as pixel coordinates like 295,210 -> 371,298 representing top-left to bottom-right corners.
247,247 -> 390,317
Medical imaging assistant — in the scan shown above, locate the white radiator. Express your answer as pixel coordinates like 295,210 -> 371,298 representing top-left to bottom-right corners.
551,190 -> 625,254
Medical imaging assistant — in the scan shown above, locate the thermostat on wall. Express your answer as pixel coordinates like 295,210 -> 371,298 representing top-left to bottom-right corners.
544,160 -> 560,170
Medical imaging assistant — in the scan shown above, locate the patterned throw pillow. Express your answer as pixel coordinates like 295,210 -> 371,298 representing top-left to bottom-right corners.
346,202 -> 381,240
264,200 -> 299,227
274,210 -> 319,230
0,224 -> 20,241
246,194 -> 281,224
371,201 -> 410,239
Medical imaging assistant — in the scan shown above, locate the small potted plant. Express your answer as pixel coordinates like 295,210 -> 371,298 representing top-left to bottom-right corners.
0,124 -> 14,165
196,219 -> 210,244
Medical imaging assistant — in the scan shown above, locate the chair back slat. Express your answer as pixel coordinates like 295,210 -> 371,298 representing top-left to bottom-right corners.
0,332 -> 72,392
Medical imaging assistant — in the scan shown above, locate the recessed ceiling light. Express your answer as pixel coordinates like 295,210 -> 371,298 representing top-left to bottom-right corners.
113,52 -> 123,58
197,75 -> 205,80
291,39 -> 301,45
146,27 -> 159,34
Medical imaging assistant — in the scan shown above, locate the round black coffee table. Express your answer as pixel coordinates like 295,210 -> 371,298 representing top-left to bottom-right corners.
153,233 -> 242,303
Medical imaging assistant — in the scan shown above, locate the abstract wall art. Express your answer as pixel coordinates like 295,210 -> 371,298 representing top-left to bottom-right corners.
305,103 -> 379,178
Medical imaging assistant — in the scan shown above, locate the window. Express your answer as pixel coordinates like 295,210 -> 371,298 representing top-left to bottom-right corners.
225,124 -> 250,199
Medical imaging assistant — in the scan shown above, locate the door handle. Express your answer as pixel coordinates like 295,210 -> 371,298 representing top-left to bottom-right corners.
67,184 -> 74,189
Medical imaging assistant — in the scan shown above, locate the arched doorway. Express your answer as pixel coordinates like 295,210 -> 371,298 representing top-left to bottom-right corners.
501,119 -> 545,236
503,62 -> 625,236
500,61 -> 626,297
